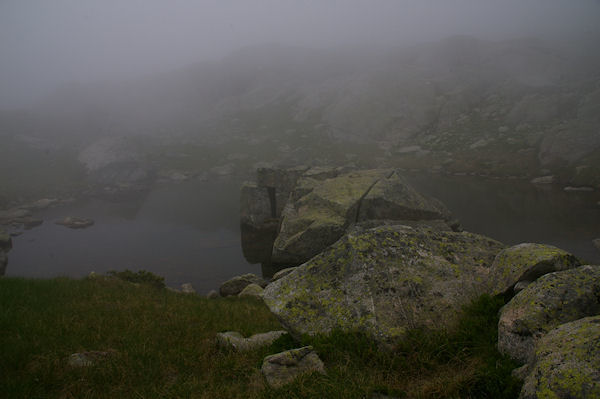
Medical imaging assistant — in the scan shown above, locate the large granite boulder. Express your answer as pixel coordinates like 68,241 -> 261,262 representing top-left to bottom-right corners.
488,243 -> 581,298
271,170 -> 453,266
263,224 -> 504,343
498,265 -> 600,364
519,316 -> 600,399
240,182 -> 279,264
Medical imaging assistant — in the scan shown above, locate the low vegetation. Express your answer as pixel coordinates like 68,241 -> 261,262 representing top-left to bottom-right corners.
0,275 -> 521,398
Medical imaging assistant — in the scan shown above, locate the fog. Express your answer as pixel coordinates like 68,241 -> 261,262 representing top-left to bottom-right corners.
1,0 -> 600,108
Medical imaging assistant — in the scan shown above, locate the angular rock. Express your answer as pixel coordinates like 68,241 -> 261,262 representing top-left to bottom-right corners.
216,330 -> 287,352
271,267 -> 298,282
519,316 -> 600,399
488,243 -> 580,298
240,182 -> 279,264
55,217 -> 94,229
356,171 -> 451,223
498,265 -> 600,364
180,283 -> 196,294
271,169 -> 391,266
219,273 -> 267,297
261,346 -> 326,388
263,225 -> 504,343
238,283 -> 264,299
256,166 -> 309,216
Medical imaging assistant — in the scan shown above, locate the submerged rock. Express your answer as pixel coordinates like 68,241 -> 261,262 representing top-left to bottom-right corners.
215,330 -> 287,352
261,346 -> 326,388
487,243 -> 580,298
263,224 -> 503,343
519,316 -> 600,399
498,265 -> 600,364
219,273 -> 267,297
55,217 -> 94,229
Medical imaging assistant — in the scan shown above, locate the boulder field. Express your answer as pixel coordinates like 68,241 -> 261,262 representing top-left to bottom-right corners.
237,167 -> 599,396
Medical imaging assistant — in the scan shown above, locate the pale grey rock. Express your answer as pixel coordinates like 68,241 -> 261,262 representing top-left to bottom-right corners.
180,283 -> 196,294
264,224 -> 503,343
498,265 -> 600,364
564,186 -> 594,192
206,290 -> 219,299
519,316 -> 600,399
216,330 -> 287,352
219,273 -> 267,297
238,283 -> 264,299
530,175 -> 554,184
487,243 -> 580,298
261,346 -> 326,388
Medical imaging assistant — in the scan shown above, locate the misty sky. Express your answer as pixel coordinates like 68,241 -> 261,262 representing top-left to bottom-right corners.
1,0 -> 599,109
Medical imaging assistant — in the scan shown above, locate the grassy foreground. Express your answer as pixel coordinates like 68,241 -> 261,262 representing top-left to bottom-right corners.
0,276 -> 521,398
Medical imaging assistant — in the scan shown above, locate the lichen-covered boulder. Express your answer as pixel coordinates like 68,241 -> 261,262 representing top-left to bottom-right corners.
219,273 -> 268,297
261,346 -> 326,388
240,182 -> 279,264
498,265 -> 600,364
263,225 -> 504,343
519,316 -> 600,399
238,283 -> 264,299
271,267 -> 298,282
488,243 -> 580,298
356,171 -> 451,223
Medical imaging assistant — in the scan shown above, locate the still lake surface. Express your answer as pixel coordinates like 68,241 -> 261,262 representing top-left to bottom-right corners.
6,174 -> 600,293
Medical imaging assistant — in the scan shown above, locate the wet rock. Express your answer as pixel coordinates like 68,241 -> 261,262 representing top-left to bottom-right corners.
519,316 -> 600,399
216,330 -> 287,352
263,224 -> 503,343
261,346 -> 326,388
68,350 -> 117,367
219,273 -> 267,297
238,283 -> 264,299
498,265 -> 600,364
180,283 -> 196,294
55,217 -> 95,229
530,175 -> 554,184
488,243 -> 580,298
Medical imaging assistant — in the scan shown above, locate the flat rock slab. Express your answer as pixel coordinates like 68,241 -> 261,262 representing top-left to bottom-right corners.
216,330 -> 287,352
55,217 -> 94,229
261,346 -> 325,388
498,265 -> 600,364
488,243 -> 580,298
519,316 -> 600,399
264,224 -> 503,343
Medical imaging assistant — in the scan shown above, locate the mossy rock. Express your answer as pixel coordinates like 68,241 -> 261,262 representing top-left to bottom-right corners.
263,224 -> 504,343
519,316 -> 600,399
498,265 -> 600,364
488,243 -> 581,298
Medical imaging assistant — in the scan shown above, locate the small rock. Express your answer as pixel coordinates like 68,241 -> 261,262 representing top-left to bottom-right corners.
530,175 -> 554,185
261,346 -> 326,388
67,350 -> 117,367
498,126 -> 509,133
0,230 -> 12,250
238,283 -> 264,298
0,251 -> 7,276
206,290 -> 219,299
216,330 -> 287,352
219,273 -> 267,297
593,238 -> 600,252
166,286 -> 181,293
181,283 -> 196,294
55,217 -> 94,229
271,267 -> 297,282
21,217 -> 43,230
564,186 -> 594,192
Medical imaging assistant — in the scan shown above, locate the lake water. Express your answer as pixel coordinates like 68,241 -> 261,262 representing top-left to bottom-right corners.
5,174 -> 600,293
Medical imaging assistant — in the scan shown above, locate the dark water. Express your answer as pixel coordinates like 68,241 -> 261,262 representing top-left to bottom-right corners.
6,174 -> 600,293
6,179 -> 259,294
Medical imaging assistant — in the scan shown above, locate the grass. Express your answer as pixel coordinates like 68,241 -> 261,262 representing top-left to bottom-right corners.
0,277 -> 521,398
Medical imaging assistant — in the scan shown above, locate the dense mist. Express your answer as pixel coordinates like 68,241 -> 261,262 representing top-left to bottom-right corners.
1,0 -> 600,108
